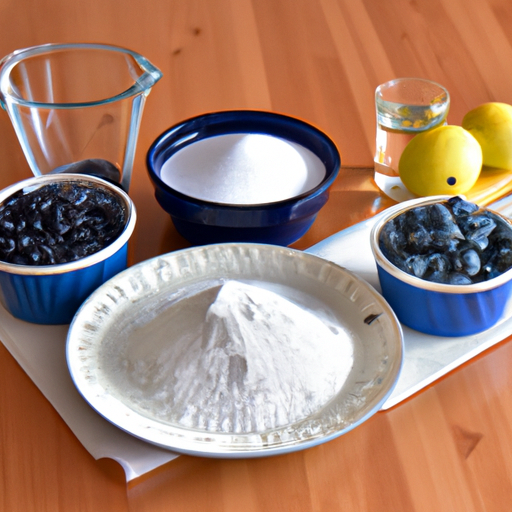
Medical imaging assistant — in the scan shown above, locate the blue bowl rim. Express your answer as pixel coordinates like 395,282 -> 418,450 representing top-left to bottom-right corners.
146,109 -> 341,210
370,195 -> 512,294
0,173 -> 137,275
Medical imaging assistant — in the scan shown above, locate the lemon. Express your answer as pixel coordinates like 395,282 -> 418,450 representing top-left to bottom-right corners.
462,102 -> 512,170
399,125 -> 482,196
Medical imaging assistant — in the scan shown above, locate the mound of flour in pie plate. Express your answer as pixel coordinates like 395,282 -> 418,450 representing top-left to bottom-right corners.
117,280 -> 354,434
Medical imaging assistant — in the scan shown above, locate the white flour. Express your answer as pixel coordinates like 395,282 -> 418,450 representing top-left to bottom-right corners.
116,281 -> 354,433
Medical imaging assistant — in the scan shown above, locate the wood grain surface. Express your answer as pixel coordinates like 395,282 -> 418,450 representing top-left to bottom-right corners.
1,0 -> 512,510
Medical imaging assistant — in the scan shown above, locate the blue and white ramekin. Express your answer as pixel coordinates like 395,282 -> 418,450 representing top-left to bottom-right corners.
0,173 -> 136,324
370,196 -> 512,337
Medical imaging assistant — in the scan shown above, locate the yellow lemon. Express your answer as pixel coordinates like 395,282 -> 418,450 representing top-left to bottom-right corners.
462,102 -> 512,170
399,125 -> 482,196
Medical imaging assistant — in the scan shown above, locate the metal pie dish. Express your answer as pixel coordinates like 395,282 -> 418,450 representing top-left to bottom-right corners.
0,173 -> 136,324
146,110 -> 341,246
66,243 -> 403,458
370,196 -> 512,337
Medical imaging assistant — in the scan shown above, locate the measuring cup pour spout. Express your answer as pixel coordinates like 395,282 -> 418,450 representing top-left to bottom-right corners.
0,43 -> 163,191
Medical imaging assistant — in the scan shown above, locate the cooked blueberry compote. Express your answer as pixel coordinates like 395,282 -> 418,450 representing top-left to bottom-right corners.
379,196 -> 512,284
0,182 -> 126,265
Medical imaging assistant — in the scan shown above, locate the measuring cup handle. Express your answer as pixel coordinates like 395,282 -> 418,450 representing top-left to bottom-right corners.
0,52 -> 14,111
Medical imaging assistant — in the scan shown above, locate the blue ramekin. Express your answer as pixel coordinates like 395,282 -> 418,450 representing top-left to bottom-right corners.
370,196 -> 512,337
146,110 -> 341,246
0,173 -> 136,324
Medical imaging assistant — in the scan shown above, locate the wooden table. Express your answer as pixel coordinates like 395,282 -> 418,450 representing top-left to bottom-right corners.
2,0 -> 512,510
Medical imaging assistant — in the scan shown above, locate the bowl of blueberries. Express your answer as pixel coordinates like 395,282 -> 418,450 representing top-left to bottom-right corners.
370,195 -> 512,337
0,173 -> 136,324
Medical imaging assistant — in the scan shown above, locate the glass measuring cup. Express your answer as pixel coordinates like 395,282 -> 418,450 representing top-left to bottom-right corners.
0,43 -> 163,191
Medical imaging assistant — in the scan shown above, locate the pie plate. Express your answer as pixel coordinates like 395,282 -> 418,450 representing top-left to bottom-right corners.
66,243 -> 403,458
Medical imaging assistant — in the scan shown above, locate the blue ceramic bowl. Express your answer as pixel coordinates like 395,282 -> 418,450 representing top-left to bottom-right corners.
370,197 -> 512,337
146,110 -> 340,246
0,174 -> 136,324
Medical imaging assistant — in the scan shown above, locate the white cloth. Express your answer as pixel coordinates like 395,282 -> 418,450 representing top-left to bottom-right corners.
0,309 -> 179,482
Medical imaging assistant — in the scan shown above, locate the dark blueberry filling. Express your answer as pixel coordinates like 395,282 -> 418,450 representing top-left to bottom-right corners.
379,196 -> 512,284
0,182 -> 126,265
